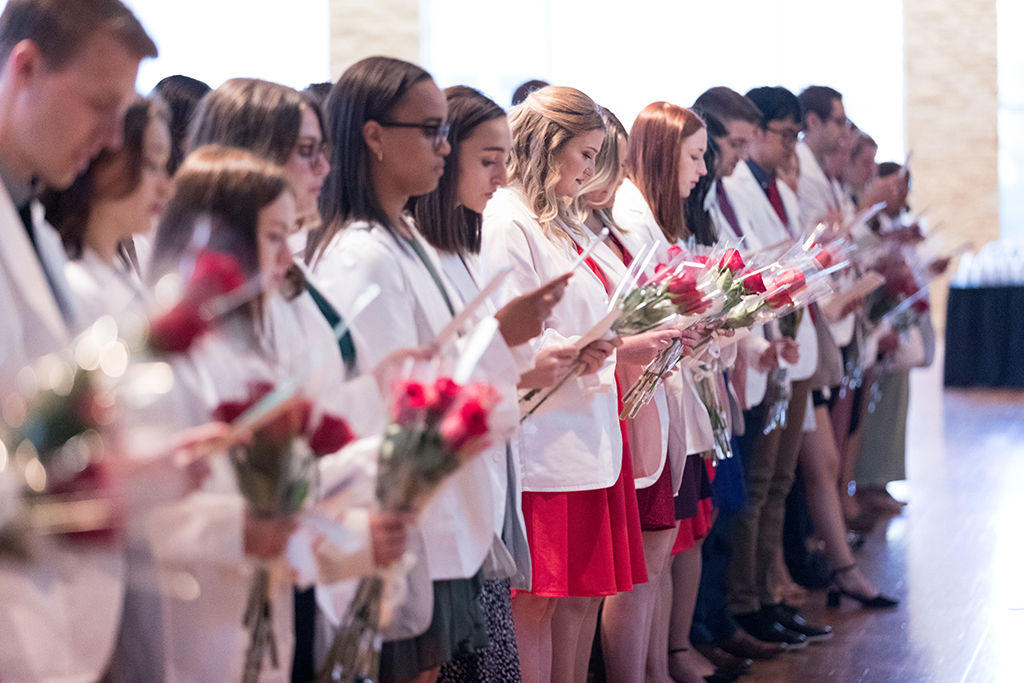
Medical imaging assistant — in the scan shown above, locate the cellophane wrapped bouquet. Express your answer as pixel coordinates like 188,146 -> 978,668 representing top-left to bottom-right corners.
214,382 -> 357,683
316,371 -> 501,683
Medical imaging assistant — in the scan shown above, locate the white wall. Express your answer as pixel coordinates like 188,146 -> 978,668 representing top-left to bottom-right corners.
421,0 -> 905,164
998,0 -> 1024,241
0,0 -> 332,93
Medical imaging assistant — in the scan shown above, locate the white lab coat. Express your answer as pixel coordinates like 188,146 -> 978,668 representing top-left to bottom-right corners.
580,219 -> 671,490
612,179 -> 714,480
0,184 -> 127,683
723,160 -> 819,383
139,291 -> 383,683
796,141 -> 857,348
310,220 -> 521,584
481,188 -> 622,493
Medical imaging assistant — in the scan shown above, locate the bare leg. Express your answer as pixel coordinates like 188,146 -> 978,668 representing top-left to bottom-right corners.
646,560 -> 674,683
802,406 -> 881,596
667,541 -> 715,682
512,593 -> 556,683
603,527 -> 677,683
550,596 -> 602,683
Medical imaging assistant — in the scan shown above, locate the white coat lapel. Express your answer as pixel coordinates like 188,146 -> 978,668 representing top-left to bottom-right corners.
0,186 -> 69,346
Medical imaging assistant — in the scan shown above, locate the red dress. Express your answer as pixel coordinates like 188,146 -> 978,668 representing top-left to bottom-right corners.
519,247 -> 648,597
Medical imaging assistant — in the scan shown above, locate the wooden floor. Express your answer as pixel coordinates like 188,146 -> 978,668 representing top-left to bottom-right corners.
744,346 -> 1024,683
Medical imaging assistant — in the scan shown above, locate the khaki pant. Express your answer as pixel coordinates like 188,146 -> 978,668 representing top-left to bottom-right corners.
727,378 -> 811,615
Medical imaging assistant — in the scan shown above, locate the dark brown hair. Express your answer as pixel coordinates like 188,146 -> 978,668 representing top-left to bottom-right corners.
798,85 -> 843,127
0,0 -> 157,69
188,78 -> 327,168
693,87 -> 763,128
42,96 -> 169,264
153,75 -> 211,175
306,56 -> 433,263
414,86 -> 505,255
148,145 -> 294,297
626,102 -> 706,242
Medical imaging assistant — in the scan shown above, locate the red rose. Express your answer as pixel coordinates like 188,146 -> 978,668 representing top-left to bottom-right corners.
740,270 -> 767,295
667,245 -> 683,260
765,269 -> 807,309
191,250 -> 246,299
693,255 -> 710,265
718,248 -> 745,272
309,413 -> 357,456
213,381 -> 275,423
654,262 -> 668,276
666,273 -> 709,314
813,248 -> 833,270
432,377 -> 462,416
391,379 -> 437,425
912,299 -> 930,313
439,399 -> 490,453
148,303 -> 209,353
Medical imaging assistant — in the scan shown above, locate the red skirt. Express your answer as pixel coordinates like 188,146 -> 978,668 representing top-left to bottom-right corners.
672,458 -> 716,555
520,378 -> 648,597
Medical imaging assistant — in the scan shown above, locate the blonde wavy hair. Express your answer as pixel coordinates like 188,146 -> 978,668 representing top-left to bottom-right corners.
575,106 -> 628,230
507,86 -> 604,242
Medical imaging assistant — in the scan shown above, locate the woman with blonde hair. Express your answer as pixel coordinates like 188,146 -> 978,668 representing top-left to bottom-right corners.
480,87 -> 646,683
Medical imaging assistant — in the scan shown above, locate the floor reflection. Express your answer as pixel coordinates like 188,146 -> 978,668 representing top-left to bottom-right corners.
743,345 -> 1024,682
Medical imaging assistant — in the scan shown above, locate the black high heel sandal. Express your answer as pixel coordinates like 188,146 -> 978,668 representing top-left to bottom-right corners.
827,564 -> 899,609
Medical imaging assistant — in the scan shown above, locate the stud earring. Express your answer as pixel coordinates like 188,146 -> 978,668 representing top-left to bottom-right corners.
377,150 -> 384,162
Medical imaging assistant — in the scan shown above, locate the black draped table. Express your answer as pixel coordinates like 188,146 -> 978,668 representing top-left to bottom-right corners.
944,285 -> 1024,388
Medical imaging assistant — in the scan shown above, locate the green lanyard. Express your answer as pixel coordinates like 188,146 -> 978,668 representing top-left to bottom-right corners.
306,282 -> 358,374
404,235 -> 456,318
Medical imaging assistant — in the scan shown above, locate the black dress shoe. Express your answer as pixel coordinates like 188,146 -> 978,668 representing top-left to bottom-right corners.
763,603 -> 833,643
734,610 -> 808,649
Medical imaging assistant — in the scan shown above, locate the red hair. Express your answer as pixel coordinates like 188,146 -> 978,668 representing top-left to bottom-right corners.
625,102 -> 705,242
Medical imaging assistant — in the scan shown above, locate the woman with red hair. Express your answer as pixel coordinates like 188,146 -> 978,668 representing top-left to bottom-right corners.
612,102 -> 723,683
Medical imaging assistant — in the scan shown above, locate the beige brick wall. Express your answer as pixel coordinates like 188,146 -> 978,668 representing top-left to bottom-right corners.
329,0 -> 420,80
905,0 -> 999,332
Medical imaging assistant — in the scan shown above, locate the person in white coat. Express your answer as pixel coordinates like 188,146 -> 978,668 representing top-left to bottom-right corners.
183,77 -> 419,679
720,86 -> 832,646
44,97 -> 175,323
577,105 -> 700,683
480,86 -> 645,683
0,3 -> 157,681
793,86 -> 899,610
412,85 -> 572,683
307,57 -> 546,683
136,146 -> 409,683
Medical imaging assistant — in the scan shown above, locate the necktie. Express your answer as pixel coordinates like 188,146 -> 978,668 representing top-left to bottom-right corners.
765,181 -> 789,228
716,180 -> 743,238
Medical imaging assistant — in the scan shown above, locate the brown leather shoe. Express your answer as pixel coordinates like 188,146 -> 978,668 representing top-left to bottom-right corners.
717,628 -> 786,660
693,643 -> 753,675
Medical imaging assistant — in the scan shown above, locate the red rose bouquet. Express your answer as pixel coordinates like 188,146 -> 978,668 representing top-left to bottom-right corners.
317,373 -> 501,683
217,381 -> 357,683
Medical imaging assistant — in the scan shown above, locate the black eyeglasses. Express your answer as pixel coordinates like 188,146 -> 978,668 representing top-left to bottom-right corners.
377,120 -> 450,148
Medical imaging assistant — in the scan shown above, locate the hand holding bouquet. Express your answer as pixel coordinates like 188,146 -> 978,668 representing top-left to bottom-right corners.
317,373 -> 501,683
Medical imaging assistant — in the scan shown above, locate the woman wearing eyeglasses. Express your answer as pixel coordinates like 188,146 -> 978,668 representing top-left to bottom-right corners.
307,57 -> 539,683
